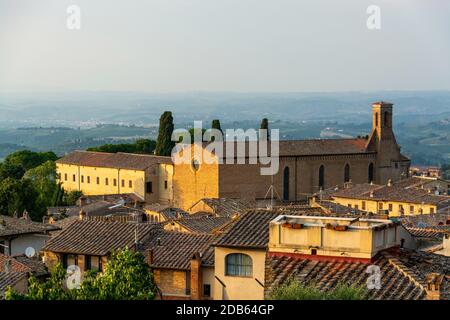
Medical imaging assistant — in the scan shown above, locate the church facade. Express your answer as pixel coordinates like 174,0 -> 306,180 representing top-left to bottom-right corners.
172,101 -> 410,209
57,101 -> 410,211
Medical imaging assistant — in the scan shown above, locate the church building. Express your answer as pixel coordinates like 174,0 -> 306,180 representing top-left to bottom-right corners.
56,101 -> 410,210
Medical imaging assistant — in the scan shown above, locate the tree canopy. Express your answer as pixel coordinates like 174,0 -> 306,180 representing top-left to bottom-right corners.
87,139 -> 156,154
5,248 -> 157,300
155,111 -> 175,156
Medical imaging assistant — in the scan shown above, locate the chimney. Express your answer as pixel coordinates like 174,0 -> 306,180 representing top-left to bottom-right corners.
79,196 -> 87,207
79,209 -> 86,220
4,259 -> 12,273
190,252 -> 203,300
426,273 -> 444,300
387,179 -> 392,187
145,249 -> 154,265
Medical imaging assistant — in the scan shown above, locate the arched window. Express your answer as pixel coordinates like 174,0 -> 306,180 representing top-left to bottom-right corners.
283,167 -> 289,201
384,111 -> 389,127
368,163 -> 374,183
225,253 -> 252,277
344,164 -> 350,183
375,112 -> 378,127
319,165 -> 325,190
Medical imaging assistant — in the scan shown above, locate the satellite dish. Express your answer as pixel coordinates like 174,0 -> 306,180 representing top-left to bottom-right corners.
25,247 -> 36,258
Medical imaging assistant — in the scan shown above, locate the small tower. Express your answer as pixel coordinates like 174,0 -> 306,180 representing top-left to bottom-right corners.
366,101 -> 409,184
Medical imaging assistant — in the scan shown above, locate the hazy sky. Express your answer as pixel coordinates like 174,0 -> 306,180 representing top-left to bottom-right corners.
1,0 -> 449,92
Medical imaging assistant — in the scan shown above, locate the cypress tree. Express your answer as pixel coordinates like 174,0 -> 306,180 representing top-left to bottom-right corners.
211,119 -> 222,133
260,118 -> 269,139
155,111 -> 175,156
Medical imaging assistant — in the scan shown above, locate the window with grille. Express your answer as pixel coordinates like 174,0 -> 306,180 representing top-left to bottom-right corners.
225,253 -> 252,277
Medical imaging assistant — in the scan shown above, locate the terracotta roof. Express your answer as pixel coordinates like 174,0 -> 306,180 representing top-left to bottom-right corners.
0,215 -> 59,237
278,138 -> 371,156
172,216 -> 232,234
215,209 -> 322,249
0,253 -> 31,273
144,231 -> 217,270
12,255 -> 48,277
56,151 -> 172,170
42,220 -> 161,256
400,214 -> 450,229
196,198 -> 255,217
332,181 -> 449,206
0,272 -> 27,297
264,248 -> 450,300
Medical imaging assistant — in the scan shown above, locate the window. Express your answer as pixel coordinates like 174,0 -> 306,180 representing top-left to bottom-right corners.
64,173 -> 68,181
362,201 -> 366,210
375,112 -> 378,127
378,203 -> 383,210
88,256 -> 102,272
409,205 -> 414,214
399,204 -> 404,215
146,181 -> 153,193
121,180 -> 125,187
225,253 -> 252,277
113,179 -> 117,186
67,254 -> 78,267
0,240 -> 4,254
388,203 -> 393,211
419,208 -> 423,214
311,249 -> 317,255
164,180 -> 168,189
430,207 -> 435,214
105,178 -> 109,186
203,284 -> 211,297
318,165 -> 325,190
96,177 -> 100,184
129,180 -> 132,188
348,204 -> 352,208
344,164 -> 350,183
87,176 -> 90,184
283,167 -> 289,201
354,204 -> 359,210
73,174 -> 76,182
191,159 -> 200,171
81,175 -> 84,183
368,163 -> 374,183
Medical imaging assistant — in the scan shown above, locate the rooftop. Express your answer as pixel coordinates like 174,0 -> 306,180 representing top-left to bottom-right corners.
0,215 -> 59,238
265,247 -> 450,300
56,150 -> 172,170
331,179 -> 450,206
143,231 -> 217,270
170,215 -> 232,234
42,219 -> 161,256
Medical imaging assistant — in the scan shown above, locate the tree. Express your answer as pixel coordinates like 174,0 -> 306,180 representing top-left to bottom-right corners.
260,118 -> 269,140
3,150 -> 57,174
6,248 -> 157,300
87,139 -> 156,154
270,280 -> 368,300
155,111 -> 175,156
0,177 -> 39,219
211,119 -> 222,133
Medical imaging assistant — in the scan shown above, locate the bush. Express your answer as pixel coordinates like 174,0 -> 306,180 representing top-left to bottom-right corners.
270,280 -> 368,300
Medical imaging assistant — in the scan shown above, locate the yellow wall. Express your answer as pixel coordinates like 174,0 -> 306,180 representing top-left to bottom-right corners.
57,163 -> 175,203
332,197 -> 438,216
172,146 -> 220,210
213,247 -> 266,300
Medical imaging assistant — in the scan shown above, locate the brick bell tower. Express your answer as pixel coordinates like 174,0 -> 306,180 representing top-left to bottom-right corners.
366,101 -> 410,184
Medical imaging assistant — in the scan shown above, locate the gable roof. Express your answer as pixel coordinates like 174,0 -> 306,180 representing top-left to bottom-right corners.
172,216 -> 232,234
332,181 -> 450,206
0,272 -> 27,297
144,231 -> 217,270
56,151 -> 172,170
0,215 -> 59,238
278,138 -> 371,156
195,198 -> 255,217
264,248 -> 450,300
0,253 -> 31,273
42,220 -> 161,256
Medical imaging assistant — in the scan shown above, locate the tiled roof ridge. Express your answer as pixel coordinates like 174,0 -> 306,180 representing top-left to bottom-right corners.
383,253 -> 427,292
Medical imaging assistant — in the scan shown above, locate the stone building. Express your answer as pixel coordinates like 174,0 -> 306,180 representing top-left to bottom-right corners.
56,102 -> 410,211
